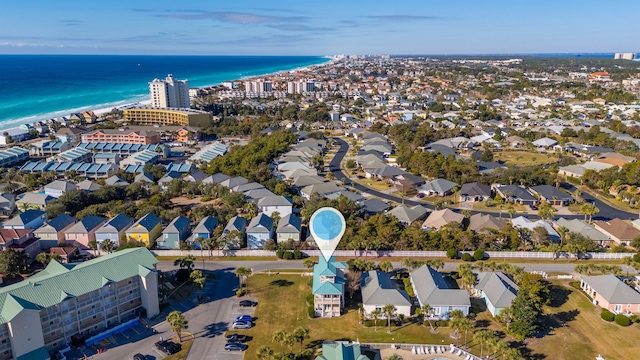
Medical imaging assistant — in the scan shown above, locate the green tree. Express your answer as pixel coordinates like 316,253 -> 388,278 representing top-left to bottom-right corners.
386,354 -> 403,360
537,200 -> 556,221
272,330 -> 288,357
303,258 -> 317,270
101,239 -> 115,254
174,255 -> 196,272
88,240 -> 98,256
291,326 -> 310,355
36,252 -> 50,266
419,303 -> 435,332
473,329 -> 498,358
257,345 -> 274,360
370,309 -> 382,332
166,310 -> 187,342
235,267 -> 252,288
580,203 -> 599,222
378,260 -> 393,273
0,249 -> 29,276
190,270 -> 206,300
383,304 -> 397,333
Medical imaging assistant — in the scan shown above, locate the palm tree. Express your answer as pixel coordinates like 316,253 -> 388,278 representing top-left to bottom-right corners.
473,329 -> 497,358
166,311 -> 187,342
88,240 -> 98,256
370,309 -> 381,332
457,317 -> 474,345
548,243 -> 562,260
257,345 -> 274,360
580,203 -> 599,222
291,327 -> 310,355
303,258 -> 317,270
272,330 -> 288,357
507,207 -> 516,220
174,255 -> 196,272
621,256 -> 633,277
190,270 -> 206,300
235,267 -> 252,289
573,189 -> 583,203
420,304 -> 435,332
378,260 -> 393,273
101,239 -> 115,254
383,304 -> 397,333
556,226 -> 569,245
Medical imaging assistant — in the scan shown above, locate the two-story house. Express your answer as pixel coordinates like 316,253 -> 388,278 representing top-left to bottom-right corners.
34,214 -> 77,249
64,216 -> 107,249
246,213 -> 274,249
158,216 -> 191,250
125,214 -> 163,248
312,256 -> 346,318
95,214 -> 135,249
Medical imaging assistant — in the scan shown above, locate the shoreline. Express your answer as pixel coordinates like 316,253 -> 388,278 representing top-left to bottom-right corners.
0,56 -> 331,131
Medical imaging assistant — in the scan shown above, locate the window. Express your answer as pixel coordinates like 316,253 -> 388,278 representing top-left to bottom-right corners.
93,315 -> 97,319
50,332 -> 55,336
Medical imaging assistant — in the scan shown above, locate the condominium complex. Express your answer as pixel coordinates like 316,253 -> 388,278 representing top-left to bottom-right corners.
287,80 -> 315,94
149,74 -> 190,108
244,80 -> 273,93
81,129 -> 160,145
123,107 -> 213,127
0,248 -> 159,360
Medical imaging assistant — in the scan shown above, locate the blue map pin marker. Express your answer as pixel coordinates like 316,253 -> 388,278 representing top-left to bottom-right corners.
309,207 -> 346,261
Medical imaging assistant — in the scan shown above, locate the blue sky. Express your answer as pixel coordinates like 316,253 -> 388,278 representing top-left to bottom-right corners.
1,0 -> 638,55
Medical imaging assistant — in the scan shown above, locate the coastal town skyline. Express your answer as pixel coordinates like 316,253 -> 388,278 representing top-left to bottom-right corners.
2,0 -> 640,55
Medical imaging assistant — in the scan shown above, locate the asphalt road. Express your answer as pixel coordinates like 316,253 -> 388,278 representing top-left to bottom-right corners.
330,137 -> 638,221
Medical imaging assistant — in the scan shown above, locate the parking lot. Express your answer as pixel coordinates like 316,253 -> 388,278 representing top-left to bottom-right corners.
209,299 -> 257,359
63,322 -> 154,360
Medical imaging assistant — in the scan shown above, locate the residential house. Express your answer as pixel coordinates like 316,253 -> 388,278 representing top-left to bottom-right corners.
134,172 -> 155,185
104,175 -> 131,187
554,217 -> 609,246
64,215 -> 107,249
158,171 -> 181,190
511,216 -> 559,240
410,265 -> 470,318
223,216 -> 247,249
55,126 -> 88,144
189,216 -> 219,248
158,216 -> 191,250
95,213 -> 135,249
361,270 -> 412,318
494,185 -> 537,206
421,209 -> 465,230
593,219 -> 640,246
3,209 -> 47,230
459,182 -> 492,202
581,275 -> 640,314
0,193 -> 15,217
393,173 -> 426,193
244,188 -> 277,202
276,214 -> 302,243
126,213 -> 163,247
233,182 -> 265,193
417,179 -> 458,197
34,214 -> 77,249
0,228 -> 40,261
314,342 -> 369,360
468,213 -> 507,234
246,213 -> 274,249
313,256 -> 346,318
529,185 -> 573,206
505,135 -> 526,148
532,137 -> 558,148
257,196 -> 293,217
44,180 -> 76,198
49,246 -> 80,263
387,204 -> 429,225
300,182 -> 344,200
360,198 -> 391,215
184,170 -> 208,183
219,176 -> 249,189
473,272 -> 518,316
76,180 -> 102,193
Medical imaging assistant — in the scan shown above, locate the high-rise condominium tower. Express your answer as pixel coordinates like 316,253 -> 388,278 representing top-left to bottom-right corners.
149,74 -> 190,108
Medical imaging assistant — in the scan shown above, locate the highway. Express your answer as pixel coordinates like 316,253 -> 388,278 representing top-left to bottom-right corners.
329,137 -> 638,221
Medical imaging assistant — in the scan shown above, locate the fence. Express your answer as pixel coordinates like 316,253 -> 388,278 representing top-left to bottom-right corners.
152,249 -> 633,260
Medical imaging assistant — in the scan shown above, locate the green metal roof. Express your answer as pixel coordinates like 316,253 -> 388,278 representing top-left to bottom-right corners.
315,343 -> 368,360
0,248 -> 157,324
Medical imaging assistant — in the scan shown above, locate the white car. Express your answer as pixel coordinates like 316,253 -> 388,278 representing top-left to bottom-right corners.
231,320 -> 252,329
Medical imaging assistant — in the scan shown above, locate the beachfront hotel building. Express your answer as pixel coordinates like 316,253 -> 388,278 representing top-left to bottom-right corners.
123,107 -> 213,127
0,247 -> 159,360
149,74 -> 190,109
81,129 -> 160,145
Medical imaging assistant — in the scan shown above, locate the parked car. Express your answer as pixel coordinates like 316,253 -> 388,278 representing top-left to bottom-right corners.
133,354 -> 146,360
225,342 -> 248,351
225,333 -> 249,343
231,320 -> 252,329
155,341 -> 180,355
235,315 -> 252,322
239,300 -> 257,307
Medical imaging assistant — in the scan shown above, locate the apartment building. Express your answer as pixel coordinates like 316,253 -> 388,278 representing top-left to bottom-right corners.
0,247 -> 159,360
123,107 -> 213,127
149,74 -> 190,108
82,129 -> 160,145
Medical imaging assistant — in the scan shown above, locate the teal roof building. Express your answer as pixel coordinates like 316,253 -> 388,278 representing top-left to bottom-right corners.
312,256 -> 346,318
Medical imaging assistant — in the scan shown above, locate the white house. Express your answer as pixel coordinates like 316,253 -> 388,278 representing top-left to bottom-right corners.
410,265 -> 470,318
361,270 -> 412,318
257,196 -> 293,217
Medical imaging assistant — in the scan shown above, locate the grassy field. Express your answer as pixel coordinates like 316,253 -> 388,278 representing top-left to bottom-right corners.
163,338 -> 193,360
238,274 -> 456,360
525,281 -> 640,360
237,275 -> 640,360
494,151 -> 558,166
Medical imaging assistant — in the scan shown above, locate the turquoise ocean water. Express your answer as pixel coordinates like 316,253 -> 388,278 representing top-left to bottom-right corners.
0,55 -> 329,130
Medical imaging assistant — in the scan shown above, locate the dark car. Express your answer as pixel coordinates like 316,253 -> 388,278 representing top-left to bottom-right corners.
239,300 -> 257,307
133,354 -> 146,360
235,315 -> 252,322
225,342 -> 247,351
225,333 -> 249,343
155,341 -> 181,355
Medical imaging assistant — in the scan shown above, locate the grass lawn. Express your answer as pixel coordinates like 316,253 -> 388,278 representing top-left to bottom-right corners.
239,274 -> 455,360
525,281 -> 640,360
163,338 -> 193,360
494,151 -> 558,166
471,202 -> 527,213
353,178 -> 394,191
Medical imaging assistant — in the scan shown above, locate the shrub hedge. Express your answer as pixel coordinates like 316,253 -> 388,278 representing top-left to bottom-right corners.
601,309 -> 614,322
615,314 -> 631,326
447,248 -> 459,259
461,253 -> 473,262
